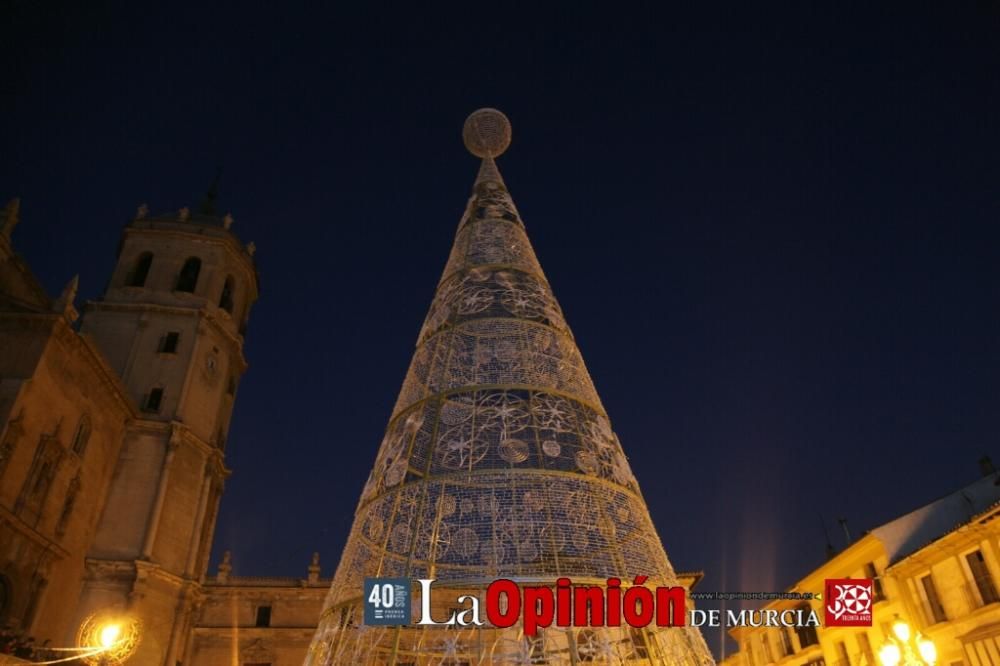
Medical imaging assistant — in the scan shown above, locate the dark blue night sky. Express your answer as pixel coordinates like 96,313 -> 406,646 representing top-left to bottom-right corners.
3,2 -> 999,656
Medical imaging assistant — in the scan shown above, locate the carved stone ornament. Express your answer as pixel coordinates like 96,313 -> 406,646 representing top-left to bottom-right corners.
242,638 -> 275,662
201,351 -> 222,387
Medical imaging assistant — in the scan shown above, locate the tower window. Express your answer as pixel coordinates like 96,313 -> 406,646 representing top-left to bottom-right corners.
159,332 -> 180,354
255,605 -> 272,627
127,252 -> 154,287
144,388 -> 164,413
219,275 -> 235,313
71,415 -> 91,455
175,257 -> 202,293
227,375 -> 236,396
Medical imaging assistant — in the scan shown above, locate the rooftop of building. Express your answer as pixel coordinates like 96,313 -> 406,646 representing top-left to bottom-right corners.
874,465 -> 1000,565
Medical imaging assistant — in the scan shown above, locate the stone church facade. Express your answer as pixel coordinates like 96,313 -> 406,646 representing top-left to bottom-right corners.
0,196 -> 332,665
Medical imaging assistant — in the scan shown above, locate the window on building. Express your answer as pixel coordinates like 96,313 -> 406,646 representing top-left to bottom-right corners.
255,605 -> 272,627
71,415 -> 91,455
864,562 -> 885,601
835,640 -> 850,666
760,633 -> 774,664
175,257 -> 202,293
219,275 -> 235,313
776,626 -> 793,656
15,439 -> 59,524
966,550 -> 999,606
55,474 -> 81,537
29,461 -> 53,499
795,604 -> 819,647
857,632 -> 875,666
144,388 -> 164,413
127,252 -> 153,287
921,574 -> 948,623
159,332 -> 180,354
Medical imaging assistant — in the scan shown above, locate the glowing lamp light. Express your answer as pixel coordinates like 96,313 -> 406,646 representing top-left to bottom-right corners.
879,642 -> 902,666
918,637 -> 937,665
878,617 -> 937,666
99,622 -> 122,648
77,612 -> 141,665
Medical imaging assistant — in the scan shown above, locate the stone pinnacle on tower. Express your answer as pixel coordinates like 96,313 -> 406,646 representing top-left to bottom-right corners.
305,109 -> 715,665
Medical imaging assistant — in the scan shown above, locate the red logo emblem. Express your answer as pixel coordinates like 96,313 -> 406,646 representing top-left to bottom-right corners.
825,579 -> 873,626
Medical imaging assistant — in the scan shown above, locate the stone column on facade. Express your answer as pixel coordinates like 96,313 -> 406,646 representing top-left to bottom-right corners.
121,315 -> 150,387
180,591 -> 205,666
173,319 -> 206,422
184,459 -> 213,577
195,482 -> 224,582
140,433 -> 180,559
163,584 -> 195,666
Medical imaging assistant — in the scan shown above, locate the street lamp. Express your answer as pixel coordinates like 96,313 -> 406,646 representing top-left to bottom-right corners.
878,617 -> 937,666
76,612 -> 141,665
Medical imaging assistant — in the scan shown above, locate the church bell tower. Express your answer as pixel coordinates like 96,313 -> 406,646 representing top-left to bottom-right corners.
74,199 -> 258,664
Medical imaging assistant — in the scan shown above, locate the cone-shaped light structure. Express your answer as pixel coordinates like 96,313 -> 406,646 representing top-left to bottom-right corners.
305,109 -> 714,665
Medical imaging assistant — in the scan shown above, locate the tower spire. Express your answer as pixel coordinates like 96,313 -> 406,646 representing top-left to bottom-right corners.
199,167 -> 223,215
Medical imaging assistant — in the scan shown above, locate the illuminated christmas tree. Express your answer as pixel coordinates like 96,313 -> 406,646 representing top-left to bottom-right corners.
305,109 -> 715,665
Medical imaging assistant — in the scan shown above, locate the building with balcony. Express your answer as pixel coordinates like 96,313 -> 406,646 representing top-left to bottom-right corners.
723,465 -> 1000,666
